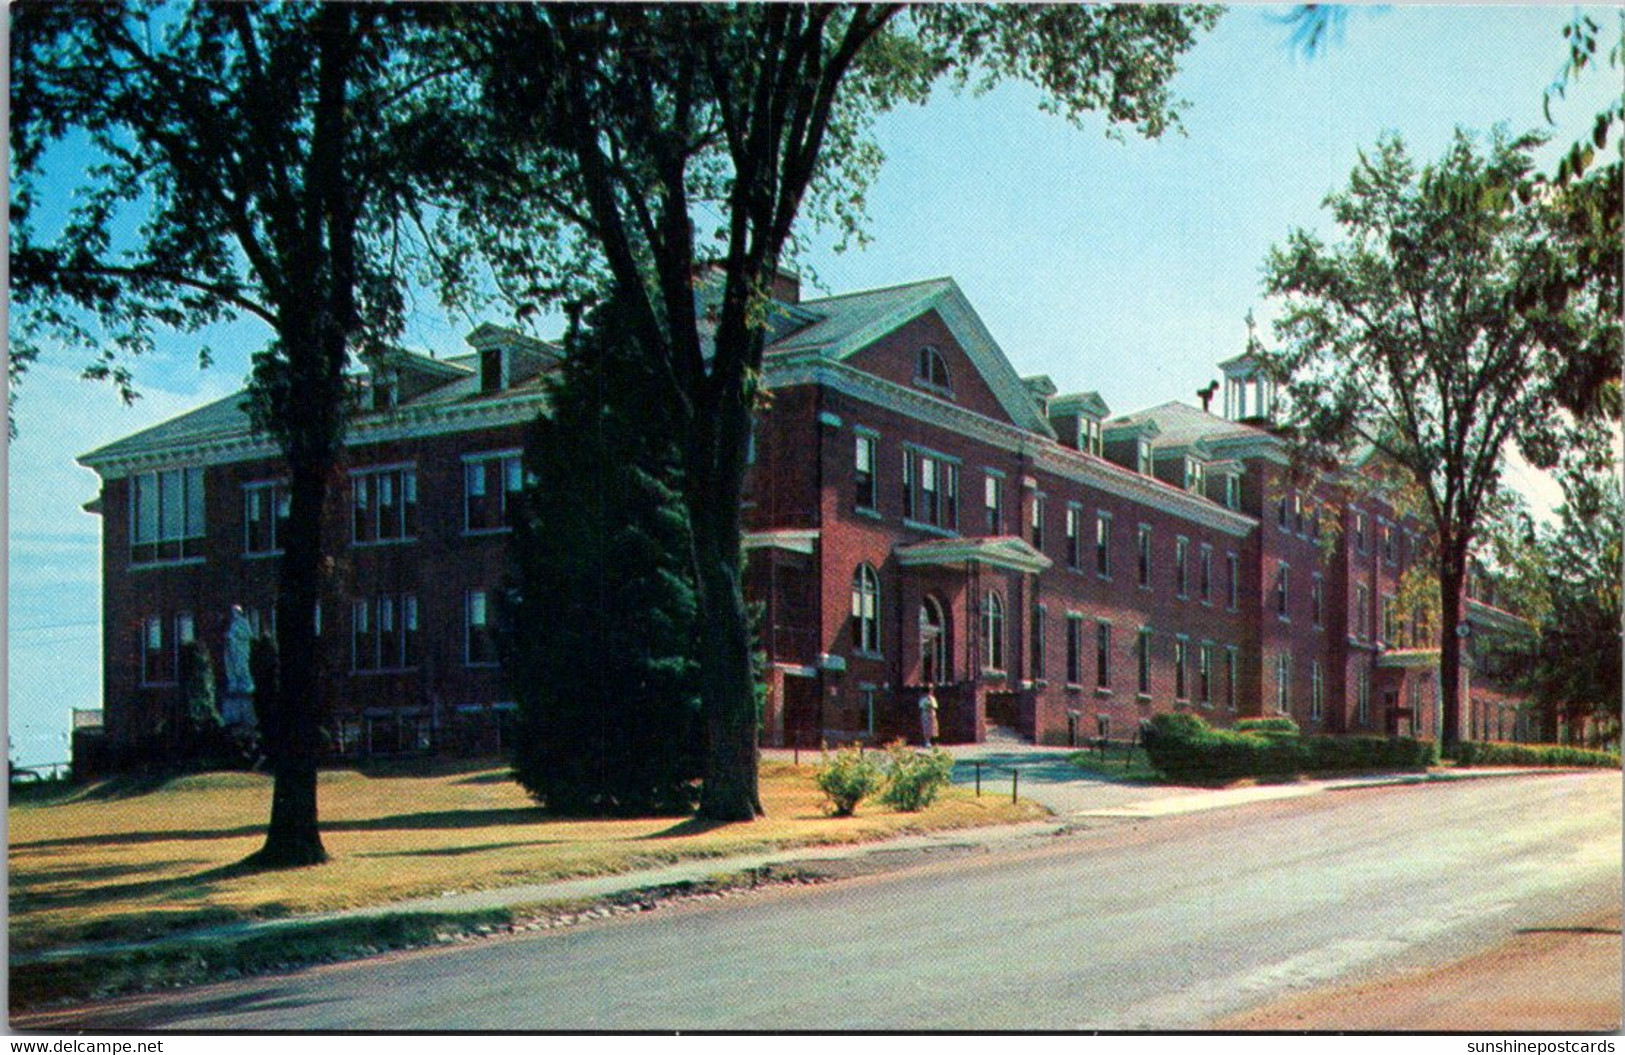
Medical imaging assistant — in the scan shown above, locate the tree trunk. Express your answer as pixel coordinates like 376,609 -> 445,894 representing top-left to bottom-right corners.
247,450 -> 330,868
689,487 -> 763,821
1437,556 -> 1467,751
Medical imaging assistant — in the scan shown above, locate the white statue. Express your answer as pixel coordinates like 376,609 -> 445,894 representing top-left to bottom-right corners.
224,605 -> 255,698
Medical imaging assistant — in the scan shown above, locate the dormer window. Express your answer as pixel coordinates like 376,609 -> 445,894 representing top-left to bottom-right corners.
1184,458 -> 1206,495
916,346 -> 950,392
480,347 -> 507,394
1136,438 -> 1153,475
1079,416 -> 1103,456
372,369 -> 399,411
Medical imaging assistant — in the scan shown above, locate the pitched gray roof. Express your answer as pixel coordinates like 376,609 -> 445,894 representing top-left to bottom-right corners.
1111,400 -> 1267,452
769,277 -> 955,355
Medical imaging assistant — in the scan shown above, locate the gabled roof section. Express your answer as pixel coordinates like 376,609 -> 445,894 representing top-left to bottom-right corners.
895,535 -> 1053,575
1113,400 -> 1286,463
79,390 -> 256,469
1050,391 -> 1111,419
767,276 -> 1055,438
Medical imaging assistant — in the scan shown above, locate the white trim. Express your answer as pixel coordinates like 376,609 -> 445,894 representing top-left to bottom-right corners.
743,529 -> 820,555
818,410 -> 844,428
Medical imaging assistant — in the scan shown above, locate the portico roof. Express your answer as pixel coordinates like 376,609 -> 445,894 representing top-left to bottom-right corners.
894,535 -> 1053,574
1376,649 -> 1441,670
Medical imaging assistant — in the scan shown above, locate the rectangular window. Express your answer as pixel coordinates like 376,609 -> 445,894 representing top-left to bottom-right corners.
1031,495 -> 1046,552
1224,475 -> 1239,510
1066,505 -> 1081,569
1226,647 -> 1239,710
1137,629 -> 1153,695
1081,417 -> 1103,456
1095,512 -> 1112,578
1356,669 -> 1372,724
1200,544 -> 1213,603
1355,511 -> 1368,552
1066,614 -> 1084,686
855,435 -> 877,511
1199,643 -> 1213,704
1312,574 -> 1325,627
1311,661 -> 1324,720
467,589 -> 497,666
1174,639 -> 1188,700
1275,563 -> 1290,619
1382,595 -> 1398,646
130,467 -> 206,563
1227,553 -> 1239,610
1136,439 -> 1153,475
465,452 -> 523,533
1356,584 -> 1371,642
1292,493 -> 1305,534
1137,525 -> 1153,588
1185,459 -> 1206,495
903,449 -> 957,530
1383,524 -> 1397,564
1030,605 -> 1046,681
1175,537 -> 1189,597
1096,621 -> 1112,690
984,473 -> 1002,534
353,466 -> 418,544
352,593 -> 419,672
1275,653 -> 1291,712
140,615 -> 172,685
244,482 -> 290,555
1277,492 -> 1290,530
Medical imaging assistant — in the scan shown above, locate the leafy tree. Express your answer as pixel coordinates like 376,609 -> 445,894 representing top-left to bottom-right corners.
11,3 -> 456,865
1260,129 -> 1613,747
176,639 -> 223,754
504,300 -> 703,815
1487,466 -> 1622,747
450,3 -> 1220,819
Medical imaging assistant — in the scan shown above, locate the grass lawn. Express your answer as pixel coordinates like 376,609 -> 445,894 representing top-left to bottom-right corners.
9,758 -> 1045,954
1067,745 -> 1163,783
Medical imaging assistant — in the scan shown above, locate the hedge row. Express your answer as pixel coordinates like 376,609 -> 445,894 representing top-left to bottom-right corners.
1447,740 -> 1621,769
1141,713 -> 1437,783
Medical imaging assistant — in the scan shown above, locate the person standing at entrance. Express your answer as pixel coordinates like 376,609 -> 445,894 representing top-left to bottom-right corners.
919,684 -> 939,748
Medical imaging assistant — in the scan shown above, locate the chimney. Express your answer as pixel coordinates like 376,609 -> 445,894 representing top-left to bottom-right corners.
768,265 -> 801,304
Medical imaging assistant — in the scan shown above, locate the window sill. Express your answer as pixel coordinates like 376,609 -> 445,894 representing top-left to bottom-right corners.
902,518 -> 957,538
350,667 -> 421,676
130,557 -> 207,572
243,550 -> 283,560
1064,682 -> 1083,692
852,650 -> 884,662
1136,693 -> 1152,704
464,526 -> 513,538
352,537 -> 419,549
1093,687 -> 1112,698
1031,678 -> 1049,689
465,661 -> 501,670
854,506 -> 883,522
913,379 -> 955,400
1096,573 -> 1112,583
139,680 -> 179,689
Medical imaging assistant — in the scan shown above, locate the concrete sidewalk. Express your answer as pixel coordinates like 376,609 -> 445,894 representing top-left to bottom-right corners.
14,754 -> 1567,969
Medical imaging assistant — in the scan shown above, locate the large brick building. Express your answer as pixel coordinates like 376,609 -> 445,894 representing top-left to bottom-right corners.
79,274 -> 1530,760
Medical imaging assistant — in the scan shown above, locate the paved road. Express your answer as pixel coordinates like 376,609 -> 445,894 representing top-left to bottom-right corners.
33,771 -> 1620,1031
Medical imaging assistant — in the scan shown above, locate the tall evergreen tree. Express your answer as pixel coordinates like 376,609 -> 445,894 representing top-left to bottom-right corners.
504,300 -> 703,815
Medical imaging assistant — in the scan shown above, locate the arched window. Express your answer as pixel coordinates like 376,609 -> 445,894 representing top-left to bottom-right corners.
919,596 -> 949,685
981,591 -> 1004,673
850,564 -> 880,654
916,346 -> 950,391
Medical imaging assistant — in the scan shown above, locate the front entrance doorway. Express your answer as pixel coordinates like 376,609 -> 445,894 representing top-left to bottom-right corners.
919,596 -> 950,686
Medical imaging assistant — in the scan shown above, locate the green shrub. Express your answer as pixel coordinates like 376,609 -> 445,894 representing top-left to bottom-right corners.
1236,716 -> 1301,738
1448,741 -> 1621,769
815,746 -> 884,816
1143,713 -> 1437,782
880,741 -> 956,811
1307,735 -> 1437,772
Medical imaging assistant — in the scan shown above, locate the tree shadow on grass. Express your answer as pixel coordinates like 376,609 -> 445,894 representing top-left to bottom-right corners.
14,807 -> 550,852
637,816 -> 736,840
11,858 -> 266,914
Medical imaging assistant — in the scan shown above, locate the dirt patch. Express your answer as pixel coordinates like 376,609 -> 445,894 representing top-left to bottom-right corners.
1218,910 -> 1622,1032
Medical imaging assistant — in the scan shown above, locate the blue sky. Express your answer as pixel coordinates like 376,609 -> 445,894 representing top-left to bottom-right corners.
7,5 -> 1618,766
